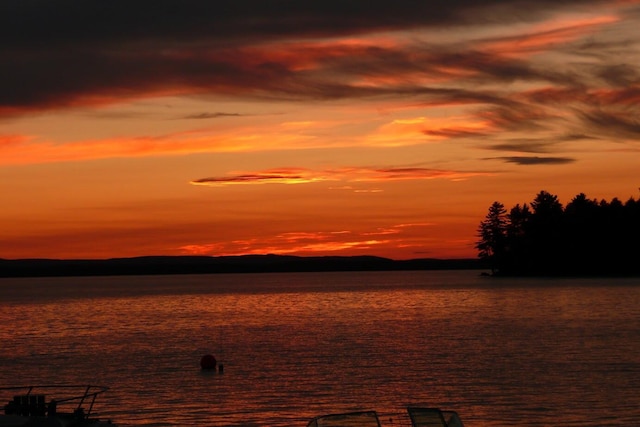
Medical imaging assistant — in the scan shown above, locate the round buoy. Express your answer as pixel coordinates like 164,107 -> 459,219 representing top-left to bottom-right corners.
200,354 -> 217,370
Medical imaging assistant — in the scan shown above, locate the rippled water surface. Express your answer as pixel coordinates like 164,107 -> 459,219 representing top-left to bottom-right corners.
1,271 -> 639,426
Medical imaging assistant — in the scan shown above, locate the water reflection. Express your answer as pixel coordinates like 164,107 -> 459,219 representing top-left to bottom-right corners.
0,271 -> 639,426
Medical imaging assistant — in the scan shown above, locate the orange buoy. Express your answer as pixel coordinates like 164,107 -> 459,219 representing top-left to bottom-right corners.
200,354 -> 217,370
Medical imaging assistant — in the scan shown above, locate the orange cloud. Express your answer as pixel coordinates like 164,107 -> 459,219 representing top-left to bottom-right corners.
346,166 -> 493,182
8,110 -> 480,165
361,223 -> 434,236
176,221 -> 446,259
178,229 -> 391,257
0,123 -> 326,166
369,115 -> 494,146
191,166 -> 493,188
221,35 -> 402,73
191,168 -> 335,187
0,134 -> 32,148
481,15 -> 620,56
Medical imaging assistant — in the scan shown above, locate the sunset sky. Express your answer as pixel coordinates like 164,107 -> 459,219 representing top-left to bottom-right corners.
2,0 -> 640,260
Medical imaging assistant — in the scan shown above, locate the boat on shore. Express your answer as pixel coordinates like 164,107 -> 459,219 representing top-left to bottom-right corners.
0,385 -> 116,426
307,405 -> 464,427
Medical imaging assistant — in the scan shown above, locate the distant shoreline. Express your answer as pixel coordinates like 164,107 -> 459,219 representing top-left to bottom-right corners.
0,255 -> 486,278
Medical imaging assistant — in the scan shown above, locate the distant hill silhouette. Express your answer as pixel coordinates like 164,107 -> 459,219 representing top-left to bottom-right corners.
0,255 -> 485,278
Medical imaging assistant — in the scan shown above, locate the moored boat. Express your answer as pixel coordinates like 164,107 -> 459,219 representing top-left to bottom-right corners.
307,405 -> 464,427
0,385 -> 116,426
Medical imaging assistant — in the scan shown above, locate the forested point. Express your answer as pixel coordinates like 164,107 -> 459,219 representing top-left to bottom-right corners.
476,190 -> 640,276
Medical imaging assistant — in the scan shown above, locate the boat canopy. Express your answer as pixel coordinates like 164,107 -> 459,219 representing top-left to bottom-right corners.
306,407 -> 464,427
307,410 -> 382,427
407,407 -> 464,427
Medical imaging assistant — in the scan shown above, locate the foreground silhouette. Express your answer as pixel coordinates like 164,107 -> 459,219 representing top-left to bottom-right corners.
477,190 -> 640,276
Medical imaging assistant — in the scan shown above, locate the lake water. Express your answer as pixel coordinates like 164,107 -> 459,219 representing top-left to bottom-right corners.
1,270 -> 639,426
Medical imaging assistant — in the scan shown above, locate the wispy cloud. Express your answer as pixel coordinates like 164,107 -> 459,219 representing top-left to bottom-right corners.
0,134 -> 31,147
0,1 -> 628,115
179,233 -> 390,257
578,109 -> 640,140
352,167 -> 492,182
362,223 -> 433,236
1,0 -> 638,162
489,156 -> 576,165
0,125 -> 323,165
181,112 -> 243,120
178,222 -> 437,257
190,166 -> 494,187
191,168 -> 332,186
0,0 -> 640,163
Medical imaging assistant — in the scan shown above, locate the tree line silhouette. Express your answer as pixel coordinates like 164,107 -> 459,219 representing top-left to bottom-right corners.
476,190 -> 640,276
